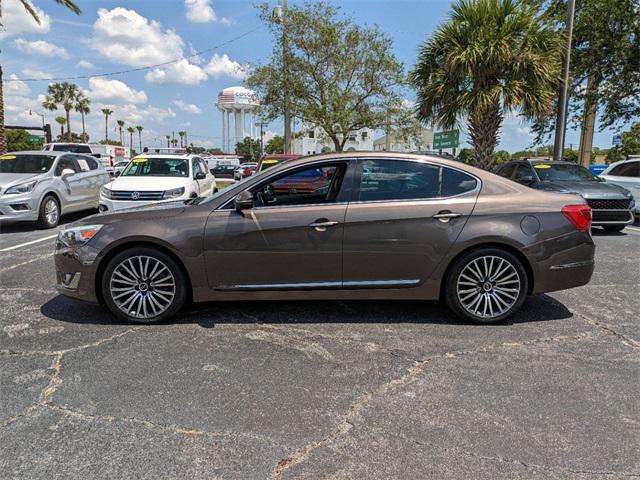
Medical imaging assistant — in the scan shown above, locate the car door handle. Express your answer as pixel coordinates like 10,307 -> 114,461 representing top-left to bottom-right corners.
433,211 -> 462,222
309,220 -> 340,231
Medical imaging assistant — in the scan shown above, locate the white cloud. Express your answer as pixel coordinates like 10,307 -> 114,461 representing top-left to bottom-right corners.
204,53 -> 248,79
3,75 -> 42,126
76,60 -> 94,69
145,59 -> 207,86
87,77 -> 148,104
172,100 -> 203,114
184,0 -> 229,24
13,38 -> 69,58
5,74 -> 31,96
0,0 -> 51,39
21,68 -> 53,80
91,7 -> 184,67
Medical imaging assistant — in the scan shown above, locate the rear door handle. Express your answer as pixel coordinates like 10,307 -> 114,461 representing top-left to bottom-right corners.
433,211 -> 462,222
309,220 -> 340,231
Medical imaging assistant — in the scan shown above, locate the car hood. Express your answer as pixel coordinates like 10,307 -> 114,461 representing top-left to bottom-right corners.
0,173 -> 40,189
75,200 -> 189,227
106,176 -> 190,191
538,180 -> 632,199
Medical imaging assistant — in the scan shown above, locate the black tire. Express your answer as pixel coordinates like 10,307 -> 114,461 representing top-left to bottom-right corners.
36,195 -> 60,229
602,225 -> 625,232
444,247 -> 528,324
101,246 -> 187,324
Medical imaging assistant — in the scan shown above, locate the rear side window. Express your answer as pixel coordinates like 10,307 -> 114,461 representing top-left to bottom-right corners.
610,162 -> 639,177
497,163 -> 516,178
358,159 -> 477,202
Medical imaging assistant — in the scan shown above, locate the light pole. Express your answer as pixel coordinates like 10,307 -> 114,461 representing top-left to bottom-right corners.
275,0 -> 291,154
257,121 -> 268,155
29,109 -> 45,128
553,0 -> 576,161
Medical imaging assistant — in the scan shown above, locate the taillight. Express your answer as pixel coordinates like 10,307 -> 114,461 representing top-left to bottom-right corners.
243,169 -> 252,175
561,204 -> 592,231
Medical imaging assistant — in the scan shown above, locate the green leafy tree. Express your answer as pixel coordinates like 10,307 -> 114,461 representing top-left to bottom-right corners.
494,150 -> 511,165
265,135 -> 284,154
99,139 -> 123,146
532,0 -> 640,166
410,0 -> 563,170
74,93 -> 90,142
248,1 -> 408,152
209,148 -> 224,155
6,129 -> 31,152
457,148 -> 474,164
0,0 -> 81,154
511,149 -> 535,159
235,136 -> 262,162
606,123 -> 640,163
101,108 -> 114,142
42,82 -> 81,141
54,116 -> 66,139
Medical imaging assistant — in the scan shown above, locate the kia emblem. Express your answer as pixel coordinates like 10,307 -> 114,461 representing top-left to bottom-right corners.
131,191 -> 140,200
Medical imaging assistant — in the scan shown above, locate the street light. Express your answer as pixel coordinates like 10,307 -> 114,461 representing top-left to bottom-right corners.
28,109 -> 45,128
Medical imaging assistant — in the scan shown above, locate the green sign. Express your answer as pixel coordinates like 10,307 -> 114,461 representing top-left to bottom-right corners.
433,130 -> 459,149
27,135 -> 44,144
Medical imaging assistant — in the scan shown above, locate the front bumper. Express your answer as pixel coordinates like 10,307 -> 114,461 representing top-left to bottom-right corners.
590,210 -> 635,226
54,241 -> 101,303
0,193 -> 40,222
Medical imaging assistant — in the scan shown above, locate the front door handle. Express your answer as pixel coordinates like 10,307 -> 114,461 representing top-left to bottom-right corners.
433,210 -> 462,222
309,219 -> 340,231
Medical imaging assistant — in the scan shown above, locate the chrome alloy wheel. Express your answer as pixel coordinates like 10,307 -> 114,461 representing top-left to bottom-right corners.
456,255 -> 521,319
109,256 -> 176,320
44,199 -> 59,225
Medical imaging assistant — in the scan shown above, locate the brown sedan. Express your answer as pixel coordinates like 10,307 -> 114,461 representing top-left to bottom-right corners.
54,152 -> 595,324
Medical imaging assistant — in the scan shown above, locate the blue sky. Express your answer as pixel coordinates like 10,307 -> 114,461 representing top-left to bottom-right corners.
1,0 -> 626,152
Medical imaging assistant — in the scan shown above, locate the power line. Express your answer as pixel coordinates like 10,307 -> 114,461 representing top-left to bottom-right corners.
6,27 -> 261,83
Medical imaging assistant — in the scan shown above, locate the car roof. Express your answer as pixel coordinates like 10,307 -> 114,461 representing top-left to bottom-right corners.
5,150 -> 67,157
133,153 -> 195,159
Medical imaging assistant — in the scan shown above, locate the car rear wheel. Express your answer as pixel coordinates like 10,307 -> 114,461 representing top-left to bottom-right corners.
444,248 -> 528,324
101,247 -> 186,323
602,225 -> 625,232
36,195 -> 60,229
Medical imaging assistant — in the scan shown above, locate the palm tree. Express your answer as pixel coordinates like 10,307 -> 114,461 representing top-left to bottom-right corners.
165,135 -> 171,148
410,0 -> 563,170
42,82 -> 81,141
178,131 -> 186,148
135,125 -> 144,151
0,0 -> 81,154
55,116 -> 66,140
116,120 -> 125,145
127,126 -> 135,152
74,93 -> 91,142
171,138 -> 178,147
101,108 -> 114,142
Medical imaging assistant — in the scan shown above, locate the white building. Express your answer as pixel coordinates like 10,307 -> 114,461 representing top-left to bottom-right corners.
293,123 -> 374,155
216,86 -> 259,154
373,128 -> 434,153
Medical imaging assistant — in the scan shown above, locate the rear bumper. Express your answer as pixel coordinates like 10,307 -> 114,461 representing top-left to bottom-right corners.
529,238 -> 595,294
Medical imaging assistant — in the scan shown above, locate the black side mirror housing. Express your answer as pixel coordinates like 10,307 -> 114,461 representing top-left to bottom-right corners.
195,171 -> 206,180
234,190 -> 254,211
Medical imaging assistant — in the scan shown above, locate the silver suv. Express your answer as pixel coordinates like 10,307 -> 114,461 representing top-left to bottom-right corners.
0,151 -> 110,228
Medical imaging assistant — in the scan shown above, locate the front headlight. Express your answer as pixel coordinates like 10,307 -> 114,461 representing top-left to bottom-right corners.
58,225 -> 103,248
100,185 -> 112,199
5,180 -> 37,195
163,187 -> 185,199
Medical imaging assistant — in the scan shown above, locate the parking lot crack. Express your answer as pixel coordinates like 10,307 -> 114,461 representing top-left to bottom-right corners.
270,358 -> 430,479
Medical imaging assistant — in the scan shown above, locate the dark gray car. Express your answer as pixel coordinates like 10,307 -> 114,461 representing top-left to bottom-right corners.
54,152 -> 596,325
497,160 -> 635,232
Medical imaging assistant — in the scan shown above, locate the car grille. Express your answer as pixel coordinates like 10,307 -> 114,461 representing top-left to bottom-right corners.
111,190 -> 164,201
586,198 -> 632,210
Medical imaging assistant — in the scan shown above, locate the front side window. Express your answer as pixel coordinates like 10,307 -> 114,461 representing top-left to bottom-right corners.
253,163 -> 346,207
122,157 -> 189,177
513,165 -> 535,182
55,157 -> 79,176
610,162 -> 639,177
0,154 -> 55,174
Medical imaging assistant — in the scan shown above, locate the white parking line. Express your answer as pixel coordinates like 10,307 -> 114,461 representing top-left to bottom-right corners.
0,234 -> 58,252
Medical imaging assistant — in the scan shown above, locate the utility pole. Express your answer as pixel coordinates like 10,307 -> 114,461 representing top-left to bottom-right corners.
276,0 -> 292,154
257,121 -> 268,155
552,0 -> 576,161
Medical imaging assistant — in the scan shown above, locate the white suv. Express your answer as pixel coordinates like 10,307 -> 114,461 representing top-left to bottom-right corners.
601,157 -> 640,215
99,154 -> 216,212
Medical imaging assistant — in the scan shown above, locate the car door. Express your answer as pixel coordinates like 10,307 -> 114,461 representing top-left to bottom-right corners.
195,158 -> 214,196
203,160 -> 352,290
75,155 -> 107,208
603,161 -> 640,193
342,158 -> 479,287
54,156 -> 84,212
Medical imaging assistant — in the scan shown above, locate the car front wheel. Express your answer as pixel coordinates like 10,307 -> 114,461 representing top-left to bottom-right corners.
444,248 -> 528,324
36,195 -> 60,229
101,247 -> 187,323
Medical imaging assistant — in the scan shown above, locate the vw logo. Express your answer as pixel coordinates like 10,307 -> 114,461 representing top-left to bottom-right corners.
131,191 -> 140,200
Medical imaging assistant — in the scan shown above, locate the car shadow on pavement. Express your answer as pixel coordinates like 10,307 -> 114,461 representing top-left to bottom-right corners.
40,293 -> 573,328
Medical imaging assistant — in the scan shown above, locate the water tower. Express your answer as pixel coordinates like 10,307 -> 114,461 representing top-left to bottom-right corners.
216,86 -> 259,153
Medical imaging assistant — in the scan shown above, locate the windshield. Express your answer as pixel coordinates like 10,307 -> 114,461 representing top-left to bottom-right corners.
0,154 -> 55,174
122,157 -> 190,177
534,164 -> 598,182
212,165 -> 236,176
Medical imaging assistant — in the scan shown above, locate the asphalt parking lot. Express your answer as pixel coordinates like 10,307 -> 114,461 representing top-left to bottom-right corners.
1,214 -> 639,480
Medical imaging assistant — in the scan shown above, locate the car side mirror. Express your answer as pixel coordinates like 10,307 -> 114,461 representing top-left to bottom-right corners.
61,168 -> 75,178
115,171 -> 121,177
195,171 -> 206,180
234,190 -> 254,211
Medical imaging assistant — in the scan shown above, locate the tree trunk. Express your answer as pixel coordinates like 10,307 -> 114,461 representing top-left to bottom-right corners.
81,113 -> 87,142
468,99 -> 502,171
331,135 -> 342,152
105,116 -> 109,142
138,132 -> 142,152
578,74 -> 599,167
65,109 -> 71,141
0,65 -> 7,155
